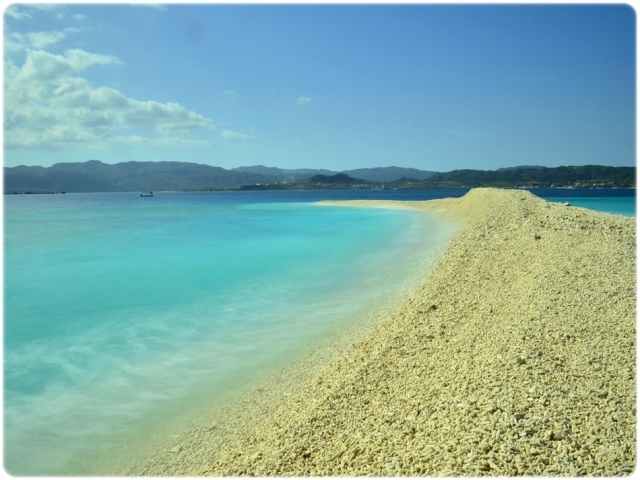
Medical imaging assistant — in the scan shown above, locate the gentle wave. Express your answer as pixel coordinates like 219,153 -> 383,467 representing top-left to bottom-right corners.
5,193 -> 454,474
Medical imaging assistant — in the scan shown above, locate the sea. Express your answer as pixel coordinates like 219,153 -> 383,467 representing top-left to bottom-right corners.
3,188 -> 635,474
528,187 -> 636,217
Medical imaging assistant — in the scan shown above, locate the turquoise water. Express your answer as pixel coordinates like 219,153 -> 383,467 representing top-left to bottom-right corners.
4,188 -> 633,475
4,191 -> 454,475
529,188 -> 636,217
541,196 -> 635,216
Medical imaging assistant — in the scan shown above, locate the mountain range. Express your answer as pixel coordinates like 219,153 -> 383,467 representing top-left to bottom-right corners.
4,160 -> 634,193
4,161 -> 436,193
231,165 -> 435,182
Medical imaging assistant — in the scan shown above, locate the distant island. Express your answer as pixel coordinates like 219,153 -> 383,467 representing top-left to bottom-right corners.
4,160 -> 635,194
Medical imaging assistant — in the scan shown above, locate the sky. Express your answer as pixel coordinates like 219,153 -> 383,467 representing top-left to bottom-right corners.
2,3 -> 636,171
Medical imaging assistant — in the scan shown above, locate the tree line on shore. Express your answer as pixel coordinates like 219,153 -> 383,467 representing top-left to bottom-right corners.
228,165 -> 635,190
4,160 -> 634,194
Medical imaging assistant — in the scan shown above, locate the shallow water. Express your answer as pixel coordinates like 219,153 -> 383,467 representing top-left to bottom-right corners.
529,188 -> 636,217
4,191 -> 454,475
4,187 -> 632,474
539,196 -> 635,216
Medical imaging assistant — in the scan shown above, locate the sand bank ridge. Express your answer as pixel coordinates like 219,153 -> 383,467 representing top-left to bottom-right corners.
125,188 -> 636,476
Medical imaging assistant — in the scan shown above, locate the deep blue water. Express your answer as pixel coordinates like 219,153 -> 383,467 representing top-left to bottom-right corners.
3,187 -> 633,474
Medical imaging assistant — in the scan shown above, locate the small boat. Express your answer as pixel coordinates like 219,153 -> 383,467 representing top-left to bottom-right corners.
140,192 -> 154,197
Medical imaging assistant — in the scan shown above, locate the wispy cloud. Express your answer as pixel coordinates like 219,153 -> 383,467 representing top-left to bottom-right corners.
5,5 -> 31,20
221,129 -> 254,140
5,4 -> 67,20
4,47 -> 214,150
223,89 -> 237,98
130,4 -> 168,10
297,96 -> 312,107
5,28 -> 81,53
30,4 -> 66,12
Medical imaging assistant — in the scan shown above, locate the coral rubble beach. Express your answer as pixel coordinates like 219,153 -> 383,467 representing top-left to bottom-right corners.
125,188 -> 636,476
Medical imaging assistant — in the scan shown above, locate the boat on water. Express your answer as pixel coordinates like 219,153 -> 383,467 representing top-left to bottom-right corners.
140,192 -> 154,197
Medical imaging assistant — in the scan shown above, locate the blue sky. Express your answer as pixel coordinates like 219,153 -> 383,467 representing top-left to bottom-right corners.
3,4 -> 635,171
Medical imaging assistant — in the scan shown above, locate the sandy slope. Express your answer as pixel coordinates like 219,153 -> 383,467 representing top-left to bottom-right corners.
126,188 -> 636,476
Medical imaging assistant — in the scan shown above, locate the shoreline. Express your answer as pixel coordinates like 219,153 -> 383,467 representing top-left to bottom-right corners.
113,204 -> 455,475
125,188 -> 635,476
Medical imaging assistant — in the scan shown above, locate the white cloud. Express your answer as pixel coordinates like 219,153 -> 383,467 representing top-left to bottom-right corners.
5,48 -> 214,150
5,5 -> 31,20
5,4 -> 66,20
5,28 -> 82,52
30,5 -> 66,12
73,14 -> 85,21
28,30 -> 75,49
223,89 -> 237,97
121,100 -> 213,135
5,33 -> 27,54
130,4 -> 168,10
221,129 -> 253,140
15,49 -> 120,84
297,96 -> 312,107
